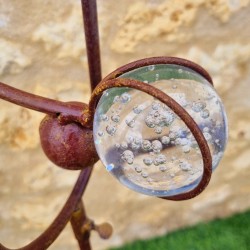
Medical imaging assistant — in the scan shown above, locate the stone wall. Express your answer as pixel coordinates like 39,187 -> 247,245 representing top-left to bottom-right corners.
0,0 -> 250,249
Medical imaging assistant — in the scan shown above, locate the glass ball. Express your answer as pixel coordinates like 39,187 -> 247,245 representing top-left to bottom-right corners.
93,64 -> 228,197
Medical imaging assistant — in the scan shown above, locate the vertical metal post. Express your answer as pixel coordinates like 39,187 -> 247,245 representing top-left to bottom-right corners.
69,1 -> 102,249
81,0 -> 102,91
71,201 -> 92,250
69,165 -> 93,249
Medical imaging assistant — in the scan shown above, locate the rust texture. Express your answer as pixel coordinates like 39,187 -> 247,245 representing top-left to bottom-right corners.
39,112 -> 98,170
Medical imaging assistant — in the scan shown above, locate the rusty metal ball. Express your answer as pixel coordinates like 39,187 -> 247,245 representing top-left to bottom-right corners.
39,111 -> 98,170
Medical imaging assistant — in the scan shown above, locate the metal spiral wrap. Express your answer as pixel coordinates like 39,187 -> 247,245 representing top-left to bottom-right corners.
85,56 -> 213,201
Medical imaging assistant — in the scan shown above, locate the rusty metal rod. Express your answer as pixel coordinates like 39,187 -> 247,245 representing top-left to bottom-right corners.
69,0 -> 103,248
70,167 -> 93,250
0,81 -> 85,123
0,167 -> 92,250
70,201 -> 91,250
81,0 -> 102,91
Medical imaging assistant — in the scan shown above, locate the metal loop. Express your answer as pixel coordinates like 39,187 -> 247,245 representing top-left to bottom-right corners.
88,77 -> 212,201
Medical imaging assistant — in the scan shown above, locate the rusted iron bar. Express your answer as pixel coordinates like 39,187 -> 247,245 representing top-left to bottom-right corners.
0,167 -> 92,250
0,81 -> 86,125
70,201 -> 92,250
70,0 -> 103,248
81,0 -> 102,91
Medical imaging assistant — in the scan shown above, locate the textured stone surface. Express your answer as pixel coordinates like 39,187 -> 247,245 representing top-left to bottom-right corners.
0,0 -> 249,249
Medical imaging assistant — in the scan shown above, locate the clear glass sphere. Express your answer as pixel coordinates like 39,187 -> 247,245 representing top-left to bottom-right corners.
93,64 -> 228,197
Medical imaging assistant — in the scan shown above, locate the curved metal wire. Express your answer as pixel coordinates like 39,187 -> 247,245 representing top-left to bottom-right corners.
0,167 -> 92,250
87,77 -> 212,201
102,56 -> 213,86
83,56 -> 214,129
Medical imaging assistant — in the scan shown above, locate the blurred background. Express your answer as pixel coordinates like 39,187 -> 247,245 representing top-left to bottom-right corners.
0,0 -> 249,249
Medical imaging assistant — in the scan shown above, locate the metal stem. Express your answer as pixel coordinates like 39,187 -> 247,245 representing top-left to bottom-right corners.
70,201 -> 92,250
81,0 -> 102,91
0,81 -> 85,124
70,1 -> 103,248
